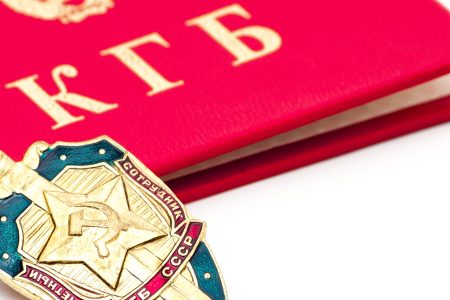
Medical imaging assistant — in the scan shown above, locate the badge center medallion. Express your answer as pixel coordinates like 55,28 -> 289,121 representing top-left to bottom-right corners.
39,176 -> 167,290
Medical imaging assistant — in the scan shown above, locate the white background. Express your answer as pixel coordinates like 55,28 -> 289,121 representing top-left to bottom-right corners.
2,1 -> 450,299
189,121 -> 450,300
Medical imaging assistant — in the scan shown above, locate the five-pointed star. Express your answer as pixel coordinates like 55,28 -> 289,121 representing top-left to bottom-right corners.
38,176 -> 166,289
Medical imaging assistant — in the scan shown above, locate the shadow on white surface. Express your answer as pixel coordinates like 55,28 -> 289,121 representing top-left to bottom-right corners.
188,122 -> 450,300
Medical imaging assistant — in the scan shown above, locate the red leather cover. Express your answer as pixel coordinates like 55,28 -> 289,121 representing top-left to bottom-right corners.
1,1 -> 450,201
169,96 -> 450,201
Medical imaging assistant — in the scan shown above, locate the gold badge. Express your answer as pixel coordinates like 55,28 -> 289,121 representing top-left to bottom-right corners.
0,137 -> 227,300
0,0 -> 114,23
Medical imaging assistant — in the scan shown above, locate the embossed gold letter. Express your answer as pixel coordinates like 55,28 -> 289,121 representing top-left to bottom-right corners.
101,33 -> 184,96
5,65 -> 118,130
186,4 -> 282,66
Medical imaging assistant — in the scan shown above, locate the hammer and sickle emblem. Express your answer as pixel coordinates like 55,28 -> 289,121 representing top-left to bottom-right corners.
69,201 -> 129,259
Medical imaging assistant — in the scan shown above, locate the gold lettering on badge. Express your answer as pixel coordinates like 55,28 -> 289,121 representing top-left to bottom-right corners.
101,33 -> 185,96
186,3 -> 282,66
5,65 -> 118,130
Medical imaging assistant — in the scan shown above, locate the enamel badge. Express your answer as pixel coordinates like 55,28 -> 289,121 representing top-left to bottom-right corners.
0,137 -> 227,300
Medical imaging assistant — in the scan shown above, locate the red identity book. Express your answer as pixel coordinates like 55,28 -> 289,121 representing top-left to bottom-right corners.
1,0 -> 450,202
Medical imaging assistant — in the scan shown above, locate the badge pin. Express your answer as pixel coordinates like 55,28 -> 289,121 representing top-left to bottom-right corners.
0,137 -> 227,300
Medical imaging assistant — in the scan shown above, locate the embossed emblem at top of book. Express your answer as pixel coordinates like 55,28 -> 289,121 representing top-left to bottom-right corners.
0,0 -> 114,23
0,137 -> 227,300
